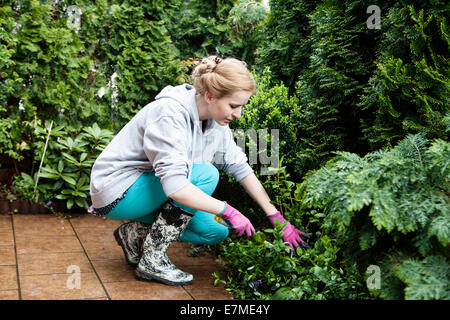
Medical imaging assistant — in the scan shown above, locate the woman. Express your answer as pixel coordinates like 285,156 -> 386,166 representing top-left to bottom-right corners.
89,55 -> 308,286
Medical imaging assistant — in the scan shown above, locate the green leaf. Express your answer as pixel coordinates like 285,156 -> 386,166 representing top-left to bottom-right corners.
75,197 -> 87,208
428,214 -> 450,246
395,256 -> 450,300
61,175 -> 77,186
58,160 -> 64,172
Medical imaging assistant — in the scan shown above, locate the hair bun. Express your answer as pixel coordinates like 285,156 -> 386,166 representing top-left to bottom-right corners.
192,56 -> 222,77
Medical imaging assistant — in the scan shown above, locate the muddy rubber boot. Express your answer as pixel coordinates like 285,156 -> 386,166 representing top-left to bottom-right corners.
135,201 -> 194,286
113,221 -> 150,266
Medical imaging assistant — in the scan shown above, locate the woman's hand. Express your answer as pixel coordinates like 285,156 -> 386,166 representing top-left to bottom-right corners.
219,202 -> 255,238
267,211 -> 309,252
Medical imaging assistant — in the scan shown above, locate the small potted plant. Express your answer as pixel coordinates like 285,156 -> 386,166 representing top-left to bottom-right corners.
11,172 -> 48,214
0,185 -> 9,213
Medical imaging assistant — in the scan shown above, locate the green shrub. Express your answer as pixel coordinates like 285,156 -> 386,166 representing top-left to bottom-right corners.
165,0 -> 237,59
231,67 -> 302,181
224,0 -> 268,65
293,0 -> 384,175
298,134 -> 450,299
255,0 -> 318,90
215,157 -> 370,300
359,2 -> 449,149
215,223 -> 369,300
106,0 -> 183,128
20,121 -> 114,210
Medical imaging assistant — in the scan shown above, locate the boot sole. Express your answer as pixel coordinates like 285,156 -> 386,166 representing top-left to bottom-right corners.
113,227 -> 138,267
135,268 -> 194,286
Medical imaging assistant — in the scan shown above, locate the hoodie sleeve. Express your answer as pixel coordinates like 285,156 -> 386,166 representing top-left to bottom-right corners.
143,114 -> 190,197
213,128 -> 253,182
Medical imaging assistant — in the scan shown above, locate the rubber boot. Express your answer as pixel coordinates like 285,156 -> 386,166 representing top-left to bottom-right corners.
135,201 -> 194,286
113,221 -> 150,266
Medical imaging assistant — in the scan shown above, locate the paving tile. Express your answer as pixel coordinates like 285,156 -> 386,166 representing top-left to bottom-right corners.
0,214 -> 12,231
20,272 -> 107,300
75,227 -> 123,260
13,214 -> 74,236
75,227 -> 116,242
8,214 -> 233,301
188,287 -> 234,300
17,252 -> 93,276
104,280 -> 193,300
0,232 -> 14,246
0,246 -> 16,266
91,259 -> 136,283
70,214 -> 122,230
171,241 -> 191,248
0,265 -> 18,290
0,289 -> 19,300
181,265 -> 227,290
168,246 -> 218,267
15,235 -> 83,255
79,240 -> 123,261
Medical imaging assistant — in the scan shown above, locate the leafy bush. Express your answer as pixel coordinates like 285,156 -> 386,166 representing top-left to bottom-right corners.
14,121 -> 114,210
216,226 -> 369,300
298,134 -> 449,299
165,0 -> 237,59
230,68 -> 302,180
293,0 -> 383,175
254,0 -> 318,90
214,161 -> 370,300
225,0 -> 268,65
216,134 -> 448,300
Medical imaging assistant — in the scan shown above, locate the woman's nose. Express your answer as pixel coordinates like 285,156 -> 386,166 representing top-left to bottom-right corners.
232,107 -> 242,119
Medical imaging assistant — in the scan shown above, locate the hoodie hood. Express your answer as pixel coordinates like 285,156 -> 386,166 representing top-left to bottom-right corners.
154,84 -> 203,182
155,84 -> 200,127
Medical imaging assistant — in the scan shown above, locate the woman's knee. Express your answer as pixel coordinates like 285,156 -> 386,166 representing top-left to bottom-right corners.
191,162 -> 220,195
202,224 -> 229,245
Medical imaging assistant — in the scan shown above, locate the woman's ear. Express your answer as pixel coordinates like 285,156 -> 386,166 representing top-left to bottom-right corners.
204,91 -> 213,104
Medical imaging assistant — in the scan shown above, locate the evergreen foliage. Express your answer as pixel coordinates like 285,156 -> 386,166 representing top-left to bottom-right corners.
298,134 -> 449,299
164,0 -> 237,59
359,1 -> 449,149
225,0 -> 268,64
255,0 -> 318,90
106,0 -> 182,128
231,68 -> 302,180
293,0 -> 385,176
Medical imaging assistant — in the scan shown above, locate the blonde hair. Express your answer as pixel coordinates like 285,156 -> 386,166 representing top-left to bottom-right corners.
191,55 -> 256,99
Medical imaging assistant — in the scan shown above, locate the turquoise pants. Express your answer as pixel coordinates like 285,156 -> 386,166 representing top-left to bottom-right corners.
105,162 -> 229,245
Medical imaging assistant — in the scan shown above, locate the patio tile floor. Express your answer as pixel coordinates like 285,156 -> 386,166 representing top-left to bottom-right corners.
0,213 -> 232,300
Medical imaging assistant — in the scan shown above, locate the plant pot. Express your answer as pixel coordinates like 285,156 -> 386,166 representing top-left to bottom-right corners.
0,199 -> 9,214
9,200 -> 19,213
16,200 -> 30,214
39,204 -> 51,214
29,202 -> 40,214
52,200 -> 67,213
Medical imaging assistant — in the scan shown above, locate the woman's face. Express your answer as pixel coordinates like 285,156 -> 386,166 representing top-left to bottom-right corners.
206,90 -> 252,126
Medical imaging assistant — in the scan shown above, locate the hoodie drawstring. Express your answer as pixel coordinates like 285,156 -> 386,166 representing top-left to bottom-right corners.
188,124 -> 197,182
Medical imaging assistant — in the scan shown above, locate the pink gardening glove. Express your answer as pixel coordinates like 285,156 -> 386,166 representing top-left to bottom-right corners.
267,211 -> 310,251
220,202 -> 255,238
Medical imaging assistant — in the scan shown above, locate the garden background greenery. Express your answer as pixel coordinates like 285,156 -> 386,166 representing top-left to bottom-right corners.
0,0 -> 448,300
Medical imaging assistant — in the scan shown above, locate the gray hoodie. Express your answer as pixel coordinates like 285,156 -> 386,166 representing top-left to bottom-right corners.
89,83 -> 253,209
